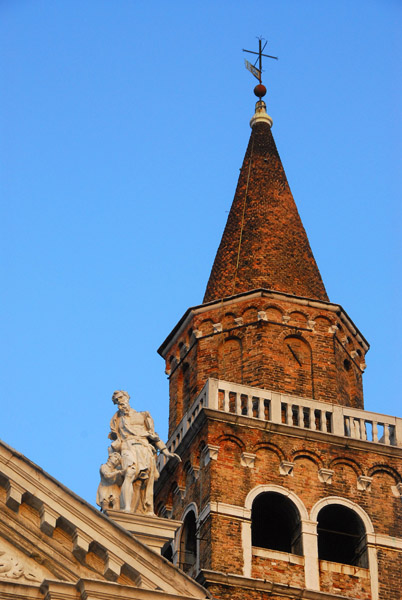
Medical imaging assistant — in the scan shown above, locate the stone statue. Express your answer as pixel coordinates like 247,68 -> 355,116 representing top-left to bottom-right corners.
96,451 -> 124,511
97,390 -> 179,515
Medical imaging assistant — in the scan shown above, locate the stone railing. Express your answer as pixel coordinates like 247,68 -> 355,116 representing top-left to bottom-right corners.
158,379 -> 402,469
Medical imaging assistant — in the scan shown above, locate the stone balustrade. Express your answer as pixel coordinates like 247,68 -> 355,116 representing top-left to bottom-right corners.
158,379 -> 402,470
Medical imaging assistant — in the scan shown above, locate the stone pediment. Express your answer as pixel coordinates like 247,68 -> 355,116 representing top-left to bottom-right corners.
0,536 -> 53,583
0,441 -> 209,600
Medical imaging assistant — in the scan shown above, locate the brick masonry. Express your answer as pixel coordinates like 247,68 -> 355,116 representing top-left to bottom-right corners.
156,113 -> 401,600
203,122 -> 328,304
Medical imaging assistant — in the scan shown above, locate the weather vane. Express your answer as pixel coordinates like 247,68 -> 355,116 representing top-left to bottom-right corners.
243,37 -> 278,99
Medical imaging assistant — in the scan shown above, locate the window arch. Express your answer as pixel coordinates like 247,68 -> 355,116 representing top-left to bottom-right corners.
161,541 -> 173,563
251,492 -> 303,555
317,504 -> 368,567
179,510 -> 197,573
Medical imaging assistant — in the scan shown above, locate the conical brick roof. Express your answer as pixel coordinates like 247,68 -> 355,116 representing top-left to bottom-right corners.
203,102 -> 328,303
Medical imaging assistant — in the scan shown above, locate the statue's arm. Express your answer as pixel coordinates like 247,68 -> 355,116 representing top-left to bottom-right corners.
108,413 -> 118,440
143,411 -> 181,462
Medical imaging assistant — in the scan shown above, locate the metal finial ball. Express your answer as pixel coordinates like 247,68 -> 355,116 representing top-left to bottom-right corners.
254,84 -> 267,98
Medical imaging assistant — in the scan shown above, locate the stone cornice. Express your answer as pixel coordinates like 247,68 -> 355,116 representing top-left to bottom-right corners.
158,288 -> 369,358
0,441 -> 208,599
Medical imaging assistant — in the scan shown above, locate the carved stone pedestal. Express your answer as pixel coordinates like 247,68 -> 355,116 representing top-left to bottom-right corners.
105,510 -> 182,554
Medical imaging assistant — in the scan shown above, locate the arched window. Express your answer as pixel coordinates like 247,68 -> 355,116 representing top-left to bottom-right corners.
251,492 -> 302,555
180,511 -> 197,573
317,504 -> 368,567
161,542 -> 173,563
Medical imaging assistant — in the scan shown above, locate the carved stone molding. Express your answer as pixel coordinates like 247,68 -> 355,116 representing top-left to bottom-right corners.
318,468 -> 334,484
234,317 -> 243,326
257,311 -> 268,321
282,315 -> 291,324
308,320 -> 316,330
201,444 -> 220,466
391,483 -> 402,498
357,476 -> 373,491
173,486 -> 186,501
179,344 -> 189,359
328,324 -> 339,334
5,481 -> 25,512
104,551 -> 125,581
189,466 -> 200,481
212,323 -> 222,333
40,505 -> 58,536
0,550 -> 41,582
279,461 -> 294,476
240,452 -> 256,468
73,530 -> 92,563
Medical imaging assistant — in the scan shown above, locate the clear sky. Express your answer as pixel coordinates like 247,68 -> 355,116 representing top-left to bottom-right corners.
1,1 -> 401,506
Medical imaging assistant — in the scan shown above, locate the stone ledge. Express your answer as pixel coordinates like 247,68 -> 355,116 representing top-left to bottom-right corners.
197,569 -> 350,599
105,510 -> 182,554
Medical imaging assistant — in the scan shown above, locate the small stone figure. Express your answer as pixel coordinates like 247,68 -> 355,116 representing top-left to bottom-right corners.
96,452 -> 124,511
99,390 -> 179,515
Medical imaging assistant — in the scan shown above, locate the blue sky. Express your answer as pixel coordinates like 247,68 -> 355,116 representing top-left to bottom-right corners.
1,1 -> 401,505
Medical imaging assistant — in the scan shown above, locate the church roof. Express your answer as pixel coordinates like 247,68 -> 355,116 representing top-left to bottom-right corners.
203,100 -> 328,304
0,440 -> 210,599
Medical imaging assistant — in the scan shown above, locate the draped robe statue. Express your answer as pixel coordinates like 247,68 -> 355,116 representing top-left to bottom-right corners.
97,390 -> 179,515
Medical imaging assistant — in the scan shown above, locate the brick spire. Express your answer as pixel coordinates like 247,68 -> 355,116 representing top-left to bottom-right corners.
203,100 -> 329,303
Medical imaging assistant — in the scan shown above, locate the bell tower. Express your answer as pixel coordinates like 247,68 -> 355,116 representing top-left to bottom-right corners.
154,54 -> 402,600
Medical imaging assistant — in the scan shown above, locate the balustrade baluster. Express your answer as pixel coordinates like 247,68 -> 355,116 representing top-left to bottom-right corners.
247,395 -> 252,417
372,422 -> 378,443
223,390 -> 229,412
234,393 -> 240,415
258,397 -> 264,420
384,424 -> 390,445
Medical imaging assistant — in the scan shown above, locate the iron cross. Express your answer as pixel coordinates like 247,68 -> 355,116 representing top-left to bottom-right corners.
243,37 -> 278,83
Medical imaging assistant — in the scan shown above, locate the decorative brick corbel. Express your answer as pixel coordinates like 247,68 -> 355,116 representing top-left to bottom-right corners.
279,461 -> 294,476
212,323 -> 222,333
189,466 -> 200,480
357,476 -> 373,491
174,485 -> 186,500
179,343 -> 189,359
240,452 -> 256,468
201,444 -> 220,465
318,468 -> 334,484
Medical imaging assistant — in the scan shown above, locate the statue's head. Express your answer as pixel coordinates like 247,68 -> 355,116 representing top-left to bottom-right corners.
112,390 -> 130,413
108,452 -> 121,467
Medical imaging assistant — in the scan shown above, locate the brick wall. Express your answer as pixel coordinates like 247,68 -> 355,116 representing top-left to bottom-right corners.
165,294 -> 366,435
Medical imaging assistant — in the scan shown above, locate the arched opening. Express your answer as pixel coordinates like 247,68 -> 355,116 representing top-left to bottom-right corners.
251,492 -> 302,555
180,511 -> 197,573
317,504 -> 368,567
161,542 -> 173,563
